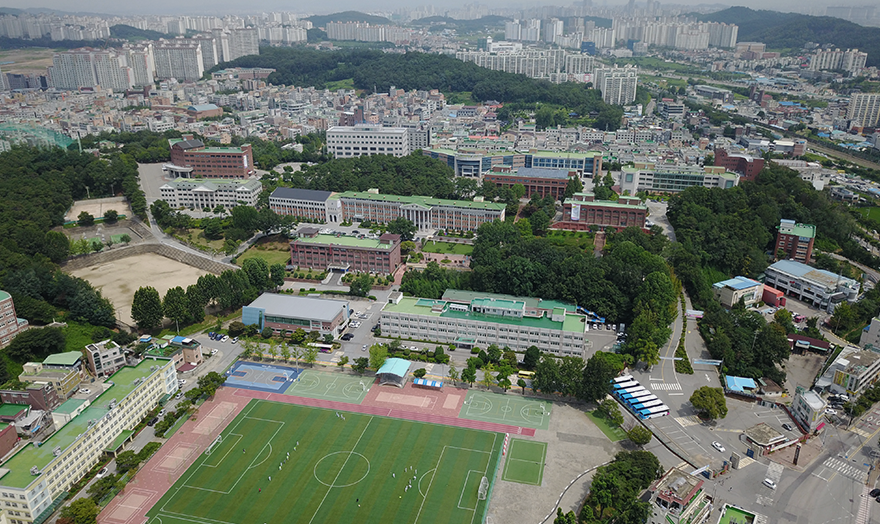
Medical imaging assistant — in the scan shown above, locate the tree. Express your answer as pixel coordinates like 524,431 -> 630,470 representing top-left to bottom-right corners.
59,497 -> 99,524
461,365 -> 477,388
353,357 -> 369,375
554,507 -> 578,524
290,328 -> 307,345
578,353 -> 616,403
131,286 -> 163,331
530,210 -> 550,236
448,363 -> 459,385
323,333 -> 334,344
627,425 -> 653,447
496,365 -> 514,392
369,343 -> 388,370
523,345 -> 541,370
599,399 -> 624,427
338,356 -> 349,368
43,230 -> 71,263
533,355 -> 562,394
400,240 -> 417,256
486,344 -> 502,364
163,286 -> 190,330
185,284 -> 206,324
480,363 -> 497,389
387,217 -> 417,241
413,368 -> 427,378
349,273 -> 373,297
103,209 -> 119,223
242,257 -> 271,291
261,327 -> 273,339
304,347 -> 318,367
281,345 -> 291,363
115,450 -> 140,473
5,327 -> 65,362
204,218 -> 224,240
517,378 -> 527,394
563,176 -> 583,200
690,386 -> 728,419
267,340 -> 278,361
269,263 -> 286,289
77,211 -> 95,227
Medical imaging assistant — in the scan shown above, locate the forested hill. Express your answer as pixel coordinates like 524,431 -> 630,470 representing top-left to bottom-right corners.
110,25 -> 170,41
213,47 -> 625,130
306,11 -> 392,27
697,7 -> 880,67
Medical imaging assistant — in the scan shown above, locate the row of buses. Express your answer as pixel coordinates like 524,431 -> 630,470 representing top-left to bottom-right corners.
611,375 -> 669,419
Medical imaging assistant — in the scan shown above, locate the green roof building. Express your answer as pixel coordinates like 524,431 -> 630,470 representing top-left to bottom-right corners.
336,190 -> 505,232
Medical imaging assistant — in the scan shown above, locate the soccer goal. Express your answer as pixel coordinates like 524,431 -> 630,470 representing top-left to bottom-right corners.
477,476 -> 489,500
204,435 -> 222,455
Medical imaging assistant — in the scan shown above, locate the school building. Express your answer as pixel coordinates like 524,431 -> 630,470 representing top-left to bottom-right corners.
290,228 -> 402,275
0,290 -> 28,348
0,357 -> 177,524
165,135 -> 254,179
423,149 -> 603,177
619,163 -> 740,194
268,187 -> 334,222
333,191 -> 506,232
380,290 -> 589,358
556,192 -> 647,231
483,167 -> 575,201
775,219 -> 816,263
764,259 -> 859,313
242,293 -> 351,337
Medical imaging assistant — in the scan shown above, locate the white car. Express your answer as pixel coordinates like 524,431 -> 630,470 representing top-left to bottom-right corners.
80,388 -> 91,395
95,467 -> 109,479
231,337 -> 239,344
763,478 -> 777,490
362,345 -> 367,351
221,335 -> 229,342
825,409 -> 838,415
175,393 -> 183,400
211,348 -> 219,355
179,379 -> 187,386
712,441 -> 725,453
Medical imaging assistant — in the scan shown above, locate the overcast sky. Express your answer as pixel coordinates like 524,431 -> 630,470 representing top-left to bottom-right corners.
0,0 -> 835,16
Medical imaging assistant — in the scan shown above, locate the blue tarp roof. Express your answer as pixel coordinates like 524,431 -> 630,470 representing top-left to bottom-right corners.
171,336 -> 187,344
726,376 -> 757,392
713,276 -> 761,291
413,378 -> 443,388
377,358 -> 410,377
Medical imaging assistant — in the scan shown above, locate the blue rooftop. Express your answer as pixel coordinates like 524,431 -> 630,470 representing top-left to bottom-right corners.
713,276 -> 762,291
188,104 -> 220,111
726,376 -> 757,392
511,167 -> 572,179
377,358 -> 411,378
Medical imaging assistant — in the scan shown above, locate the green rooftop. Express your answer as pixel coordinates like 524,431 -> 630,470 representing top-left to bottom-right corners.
54,398 -> 87,415
42,351 -> 83,367
0,358 -> 170,489
471,298 -> 524,311
294,234 -> 396,250
0,404 -> 29,418
441,290 -> 576,312
778,220 -> 816,239
384,296 -> 585,333
337,191 -> 506,212
530,151 -> 602,158
570,193 -> 647,210
0,290 -> 10,301
105,430 -> 134,453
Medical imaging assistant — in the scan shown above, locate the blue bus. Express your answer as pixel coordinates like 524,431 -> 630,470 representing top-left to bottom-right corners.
619,389 -> 649,401
632,399 -> 664,411
639,405 -> 670,419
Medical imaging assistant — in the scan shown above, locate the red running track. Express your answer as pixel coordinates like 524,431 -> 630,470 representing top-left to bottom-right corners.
233,388 -> 536,436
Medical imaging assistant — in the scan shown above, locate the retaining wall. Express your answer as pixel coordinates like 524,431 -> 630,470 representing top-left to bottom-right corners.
62,243 -> 237,275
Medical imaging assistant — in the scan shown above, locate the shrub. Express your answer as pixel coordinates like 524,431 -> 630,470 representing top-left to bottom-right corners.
413,368 -> 427,378
261,327 -> 273,339
228,321 -> 246,337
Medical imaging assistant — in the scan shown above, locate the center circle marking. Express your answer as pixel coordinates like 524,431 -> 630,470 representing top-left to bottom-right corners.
500,406 -> 513,414
313,451 -> 371,488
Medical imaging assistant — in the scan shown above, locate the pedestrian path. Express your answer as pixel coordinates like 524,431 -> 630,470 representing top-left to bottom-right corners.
820,457 -> 868,483
856,485 -> 871,524
649,382 -> 682,391
674,415 -> 701,428
850,426 -> 873,439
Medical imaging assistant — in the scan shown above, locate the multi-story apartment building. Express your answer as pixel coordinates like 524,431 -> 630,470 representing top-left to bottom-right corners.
242,293 -> 350,337
123,43 -> 155,86
49,48 -> 133,91
153,40 -> 204,82
594,66 -> 638,105
0,357 -> 177,524
847,93 -> 880,127
159,178 -> 261,209
424,149 -> 602,178
712,276 -> 763,309
268,188 -> 334,222
0,291 -> 27,348
483,167 -> 574,200
167,136 -> 254,179
620,164 -> 740,194
809,48 -> 867,74
713,148 -> 764,181
326,125 -> 411,159
775,219 -> 816,263
334,191 -> 506,232
380,290 -> 589,358
557,192 -> 646,231
290,228 -> 402,275
764,259 -> 859,313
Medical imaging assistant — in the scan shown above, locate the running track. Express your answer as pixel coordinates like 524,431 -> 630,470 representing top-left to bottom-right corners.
98,386 -> 533,524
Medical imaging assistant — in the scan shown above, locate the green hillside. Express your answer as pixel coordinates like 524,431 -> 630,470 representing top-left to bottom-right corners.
306,11 -> 392,27
110,24 -> 169,41
698,7 -> 880,67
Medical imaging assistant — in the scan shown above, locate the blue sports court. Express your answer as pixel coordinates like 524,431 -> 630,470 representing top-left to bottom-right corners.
224,361 -> 304,394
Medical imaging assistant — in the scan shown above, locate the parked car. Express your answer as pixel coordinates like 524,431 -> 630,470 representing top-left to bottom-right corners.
175,393 -> 183,400
341,333 -> 354,341
782,423 -> 794,432
763,478 -> 777,490
96,467 -> 109,479
80,388 -> 91,395
712,441 -> 725,453
147,417 -> 158,426
179,379 -> 187,386
362,345 -> 367,351
221,335 -> 229,342
231,337 -> 239,344
211,348 -> 219,355
825,409 -> 838,415
371,325 -> 379,332
158,409 -> 167,417
870,488 -> 880,498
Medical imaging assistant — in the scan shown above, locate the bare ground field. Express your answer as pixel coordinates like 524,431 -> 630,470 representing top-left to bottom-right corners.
65,197 -> 132,222
0,48 -> 55,73
70,253 -> 209,325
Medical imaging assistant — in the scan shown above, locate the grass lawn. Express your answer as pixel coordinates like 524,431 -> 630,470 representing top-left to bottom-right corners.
421,241 -> 474,255
146,400 -> 503,524
324,78 -> 355,91
235,248 -> 291,267
858,207 -> 880,223
501,439 -> 547,485
584,410 -> 627,442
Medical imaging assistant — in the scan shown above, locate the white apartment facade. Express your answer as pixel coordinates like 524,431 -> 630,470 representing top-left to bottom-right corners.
594,66 -> 638,105
154,40 -> 204,82
49,48 -> 134,92
159,178 -> 262,209
847,93 -> 880,127
810,48 -> 867,74
0,357 -> 177,524
326,125 -> 411,159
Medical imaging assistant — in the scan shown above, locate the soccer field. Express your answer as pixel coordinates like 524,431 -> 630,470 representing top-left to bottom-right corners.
145,399 -> 503,524
459,391 -> 553,430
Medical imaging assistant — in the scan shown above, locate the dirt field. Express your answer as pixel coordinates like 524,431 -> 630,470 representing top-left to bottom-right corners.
0,48 -> 55,74
66,197 -> 132,222
70,253 -> 209,325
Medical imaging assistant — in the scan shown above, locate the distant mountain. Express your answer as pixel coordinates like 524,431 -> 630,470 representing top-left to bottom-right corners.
0,7 -> 110,16
0,7 -> 24,15
110,25 -> 168,41
306,11 -> 392,27
698,6 -> 880,67
411,15 -> 510,34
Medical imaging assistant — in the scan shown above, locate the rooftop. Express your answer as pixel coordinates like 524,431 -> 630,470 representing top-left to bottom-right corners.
376,358 -> 411,377
0,404 -> 29,418
441,290 -> 575,312
497,167 -> 571,180
530,150 -> 602,158
246,293 -> 349,322
270,187 -> 333,202
41,352 -> 83,367
769,260 -> 858,290
337,191 -> 506,212
0,290 -> 10,301
843,351 -> 880,373
54,398 -> 87,415
725,375 -> 757,392
569,193 -> 647,210
744,422 -> 785,447
778,219 -> 817,239
0,358 -> 170,489
713,276 -> 762,291
650,467 -> 703,505
161,178 -> 261,190
383,296 -> 586,333
799,390 -> 826,410
294,233 -> 397,250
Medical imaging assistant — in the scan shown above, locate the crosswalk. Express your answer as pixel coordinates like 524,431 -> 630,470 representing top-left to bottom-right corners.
821,457 -> 868,483
856,485 -> 871,524
674,415 -> 701,428
649,382 -> 682,391
766,461 -> 784,482
851,426 -> 873,439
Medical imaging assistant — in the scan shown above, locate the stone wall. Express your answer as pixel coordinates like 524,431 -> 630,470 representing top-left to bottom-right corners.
62,243 -> 237,275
